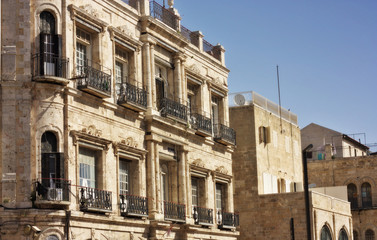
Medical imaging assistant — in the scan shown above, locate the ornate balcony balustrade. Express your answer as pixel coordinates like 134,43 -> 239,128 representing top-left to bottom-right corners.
190,112 -> 212,136
150,0 -> 179,30
160,98 -> 188,122
214,123 -> 236,145
164,201 -> 186,223
79,187 -> 112,213
118,82 -> 147,111
217,210 -> 239,229
193,206 -> 213,226
32,53 -> 69,81
120,194 -> 148,217
33,178 -> 70,205
75,61 -> 111,98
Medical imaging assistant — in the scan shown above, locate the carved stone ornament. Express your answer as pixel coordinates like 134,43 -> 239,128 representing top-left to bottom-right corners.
117,25 -> 133,38
121,137 -> 138,148
192,159 -> 205,168
81,125 -> 102,137
215,166 -> 228,175
188,64 -> 201,75
80,4 -> 99,18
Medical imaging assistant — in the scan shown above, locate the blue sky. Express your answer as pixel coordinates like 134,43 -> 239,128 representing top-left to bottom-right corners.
172,0 -> 377,151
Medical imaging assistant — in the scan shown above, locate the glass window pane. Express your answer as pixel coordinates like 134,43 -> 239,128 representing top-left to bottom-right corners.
79,148 -> 96,188
119,159 -> 129,195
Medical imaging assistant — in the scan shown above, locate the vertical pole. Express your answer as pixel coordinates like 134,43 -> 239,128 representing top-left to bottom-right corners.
277,65 -> 283,133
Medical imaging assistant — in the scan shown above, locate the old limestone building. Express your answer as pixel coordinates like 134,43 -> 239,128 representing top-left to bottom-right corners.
229,91 -> 352,240
301,123 -> 369,161
0,0 -> 239,239
308,154 -> 377,240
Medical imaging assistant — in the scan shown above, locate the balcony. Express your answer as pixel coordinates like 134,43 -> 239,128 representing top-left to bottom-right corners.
190,112 -> 212,137
33,178 -> 71,207
79,187 -> 112,213
214,123 -> 236,145
118,82 -> 147,112
32,53 -> 70,85
164,201 -> 186,223
120,194 -> 148,217
75,61 -> 111,98
193,206 -> 213,226
150,0 -> 179,30
217,211 -> 239,230
160,98 -> 188,122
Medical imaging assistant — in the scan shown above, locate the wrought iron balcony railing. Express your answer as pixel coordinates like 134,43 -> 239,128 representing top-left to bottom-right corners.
190,113 -> 212,136
160,98 -> 188,122
32,53 -> 69,79
164,201 -> 186,223
79,187 -> 112,213
150,0 -> 179,30
118,82 -> 147,111
120,194 -> 148,217
193,206 -> 213,226
33,178 -> 70,203
214,123 -> 236,145
75,61 -> 111,98
217,210 -> 239,229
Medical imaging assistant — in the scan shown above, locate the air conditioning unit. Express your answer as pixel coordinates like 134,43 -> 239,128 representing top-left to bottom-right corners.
47,188 -> 63,201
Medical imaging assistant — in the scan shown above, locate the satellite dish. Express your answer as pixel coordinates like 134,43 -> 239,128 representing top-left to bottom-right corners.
234,94 -> 246,106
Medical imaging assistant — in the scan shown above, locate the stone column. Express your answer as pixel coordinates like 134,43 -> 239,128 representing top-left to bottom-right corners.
142,42 -> 152,109
173,54 -> 182,103
139,0 -> 150,16
140,35 -> 156,111
146,137 -> 156,217
150,44 -> 156,109
178,147 -> 188,215
213,44 -> 226,66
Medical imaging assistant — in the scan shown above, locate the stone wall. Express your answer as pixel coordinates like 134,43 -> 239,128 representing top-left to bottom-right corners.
308,155 -> 377,239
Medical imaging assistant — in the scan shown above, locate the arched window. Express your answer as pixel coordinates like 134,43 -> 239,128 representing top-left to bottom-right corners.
366,229 -> 375,240
347,183 -> 358,209
353,230 -> 358,240
361,182 -> 372,208
338,228 -> 348,240
39,11 -> 62,77
41,131 -> 58,153
40,11 -> 56,34
320,225 -> 332,240
41,131 -> 63,186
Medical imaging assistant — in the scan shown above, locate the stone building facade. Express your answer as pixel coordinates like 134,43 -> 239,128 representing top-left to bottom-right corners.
0,0 -> 239,239
229,91 -> 352,240
301,123 -> 369,160
308,155 -> 377,240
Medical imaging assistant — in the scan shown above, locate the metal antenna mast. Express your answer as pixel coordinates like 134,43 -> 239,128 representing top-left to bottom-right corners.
277,65 -> 283,133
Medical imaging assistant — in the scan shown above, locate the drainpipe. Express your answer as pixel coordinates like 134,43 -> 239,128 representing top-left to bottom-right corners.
302,144 -> 313,240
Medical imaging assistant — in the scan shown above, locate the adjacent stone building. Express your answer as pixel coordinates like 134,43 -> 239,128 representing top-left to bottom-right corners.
0,0 -> 239,239
229,91 -> 352,240
301,123 -> 369,160
308,155 -> 377,240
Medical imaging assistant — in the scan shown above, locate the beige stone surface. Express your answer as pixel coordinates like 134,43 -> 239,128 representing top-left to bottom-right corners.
0,0 -> 237,239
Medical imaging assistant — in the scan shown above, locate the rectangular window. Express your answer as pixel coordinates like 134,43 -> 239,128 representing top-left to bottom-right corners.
119,159 -> 130,195
192,178 -> 199,206
215,183 -> 223,210
76,28 -> 91,75
115,61 -> 124,95
79,148 -> 97,188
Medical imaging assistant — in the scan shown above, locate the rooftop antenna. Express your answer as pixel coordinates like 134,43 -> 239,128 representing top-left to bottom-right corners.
277,65 -> 283,133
